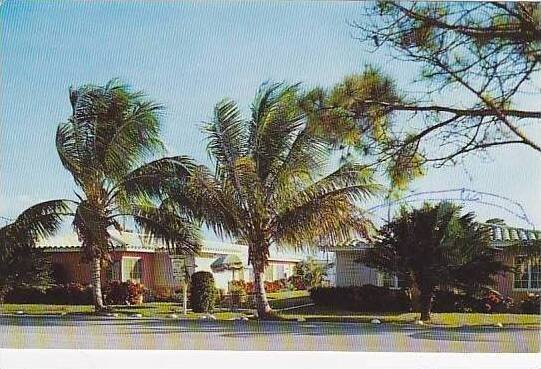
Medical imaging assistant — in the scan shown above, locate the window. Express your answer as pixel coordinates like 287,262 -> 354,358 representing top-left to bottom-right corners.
107,260 -> 121,281
122,257 -> 143,282
514,256 -> 541,290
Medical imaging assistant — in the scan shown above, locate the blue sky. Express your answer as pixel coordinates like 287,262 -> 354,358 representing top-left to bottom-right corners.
1,1 -> 539,232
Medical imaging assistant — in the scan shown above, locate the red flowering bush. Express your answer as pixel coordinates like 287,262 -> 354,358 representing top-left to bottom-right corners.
104,280 -> 145,305
287,275 -> 306,290
480,290 -> 514,313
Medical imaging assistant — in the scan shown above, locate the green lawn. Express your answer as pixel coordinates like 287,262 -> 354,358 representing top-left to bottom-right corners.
0,303 -> 244,320
281,305 -> 541,327
0,291 -> 312,318
3,291 -> 538,328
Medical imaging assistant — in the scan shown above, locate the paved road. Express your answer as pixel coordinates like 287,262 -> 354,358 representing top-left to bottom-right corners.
0,316 -> 539,352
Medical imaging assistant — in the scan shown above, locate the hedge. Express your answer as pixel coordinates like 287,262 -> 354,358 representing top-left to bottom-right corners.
310,285 -> 410,312
311,286 -> 539,314
5,283 -> 93,305
190,271 -> 217,313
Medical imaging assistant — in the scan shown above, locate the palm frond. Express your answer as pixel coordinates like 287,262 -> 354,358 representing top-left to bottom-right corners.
131,205 -> 202,255
274,186 -> 377,249
249,82 -> 306,184
167,165 -> 242,239
119,155 -> 197,200
0,200 -> 71,258
61,80 -> 165,183
203,99 -> 248,180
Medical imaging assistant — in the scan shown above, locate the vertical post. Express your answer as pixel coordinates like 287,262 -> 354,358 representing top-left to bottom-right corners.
182,281 -> 187,315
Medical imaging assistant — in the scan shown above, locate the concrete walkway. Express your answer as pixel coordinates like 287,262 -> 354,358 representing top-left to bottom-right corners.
0,316 -> 538,352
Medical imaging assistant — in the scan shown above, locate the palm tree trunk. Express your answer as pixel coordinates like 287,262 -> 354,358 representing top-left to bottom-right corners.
253,265 -> 272,319
91,257 -> 105,311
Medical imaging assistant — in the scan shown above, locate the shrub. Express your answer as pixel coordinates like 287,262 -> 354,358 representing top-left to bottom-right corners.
103,281 -> 145,305
294,259 -> 329,288
432,290 -> 479,313
287,275 -> 306,290
310,285 -> 410,312
5,286 -> 47,304
4,283 -> 93,305
51,263 -> 70,284
190,271 -> 217,313
520,294 -> 541,314
479,289 -> 514,313
228,284 -> 247,307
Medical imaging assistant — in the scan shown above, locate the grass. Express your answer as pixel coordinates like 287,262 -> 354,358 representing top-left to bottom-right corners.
0,292 -> 311,318
267,290 -> 311,310
3,291 -> 538,328
0,303 -> 244,320
281,305 -> 541,327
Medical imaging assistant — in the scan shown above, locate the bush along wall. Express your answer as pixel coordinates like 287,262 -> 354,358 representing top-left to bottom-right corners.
310,285 -> 411,312
103,281 -> 145,305
190,271 -> 217,313
4,283 -> 93,305
520,294 -> 541,314
310,286 -> 538,314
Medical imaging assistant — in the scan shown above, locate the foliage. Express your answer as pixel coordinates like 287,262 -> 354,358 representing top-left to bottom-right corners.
520,294 -> 541,315
154,81 -> 381,318
287,275 -> 307,291
480,290 -> 515,313
227,277 -> 306,297
226,283 -> 248,307
352,2 -> 541,164
51,263 -> 70,284
294,258 -> 329,288
5,283 -> 93,305
0,201 -> 69,300
360,202 -> 510,320
310,285 -> 411,312
103,280 -> 146,305
432,289 -> 515,314
190,271 -> 217,313
299,68 -> 425,190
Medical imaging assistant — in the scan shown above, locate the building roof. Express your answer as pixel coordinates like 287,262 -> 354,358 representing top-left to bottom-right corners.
484,223 -> 540,243
210,254 -> 244,271
36,230 -> 152,251
323,238 -> 371,251
36,231 -> 317,262
327,223 -> 540,251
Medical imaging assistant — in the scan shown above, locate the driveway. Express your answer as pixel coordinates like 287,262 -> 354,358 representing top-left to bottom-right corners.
0,316 -> 538,352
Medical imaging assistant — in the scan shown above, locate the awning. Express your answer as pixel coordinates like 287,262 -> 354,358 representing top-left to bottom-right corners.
210,254 -> 244,271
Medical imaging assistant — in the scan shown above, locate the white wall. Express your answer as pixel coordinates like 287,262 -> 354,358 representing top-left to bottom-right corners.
335,251 -> 379,287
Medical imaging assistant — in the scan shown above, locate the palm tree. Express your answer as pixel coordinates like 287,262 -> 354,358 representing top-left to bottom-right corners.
156,83 -> 381,318
361,202 -> 510,321
0,201 -> 69,301
56,80 -> 201,311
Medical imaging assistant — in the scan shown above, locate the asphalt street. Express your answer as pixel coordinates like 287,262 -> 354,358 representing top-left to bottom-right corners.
0,316 -> 538,352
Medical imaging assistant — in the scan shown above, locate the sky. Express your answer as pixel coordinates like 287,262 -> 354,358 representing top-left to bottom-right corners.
1,1 -> 540,235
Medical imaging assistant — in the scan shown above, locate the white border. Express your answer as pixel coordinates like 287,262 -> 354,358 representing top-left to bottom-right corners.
1,351 -> 540,369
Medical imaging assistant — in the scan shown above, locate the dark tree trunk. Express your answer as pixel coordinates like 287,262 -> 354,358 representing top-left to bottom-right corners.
91,257 -> 105,311
419,289 -> 434,321
410,276 -> 434,321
